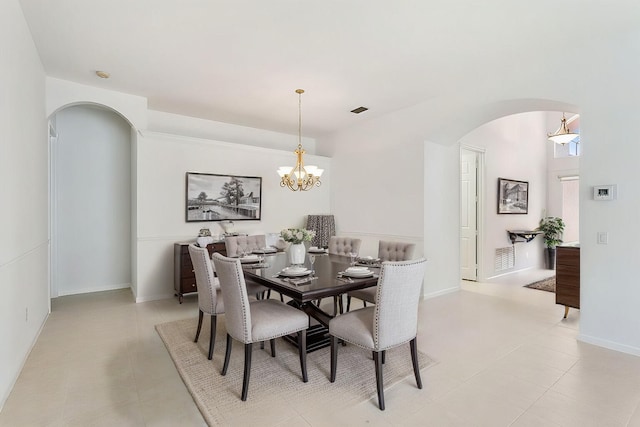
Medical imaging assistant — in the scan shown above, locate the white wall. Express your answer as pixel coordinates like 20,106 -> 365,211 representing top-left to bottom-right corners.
459,112 -> 548,279
323,125 -> 424,262
53,105 -> 131,296
319,28 -> 640,356
135,131 -> 331,302
0,0 -> 48,409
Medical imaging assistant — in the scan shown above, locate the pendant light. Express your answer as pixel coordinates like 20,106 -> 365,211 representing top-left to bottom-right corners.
548,113 -> 579,145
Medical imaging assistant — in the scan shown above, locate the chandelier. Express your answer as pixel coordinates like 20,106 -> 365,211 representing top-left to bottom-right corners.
277,89 -> 323,191
548,113 -> 579,145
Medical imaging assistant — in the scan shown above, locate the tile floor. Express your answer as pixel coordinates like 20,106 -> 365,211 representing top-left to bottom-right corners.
2,269 -> 640,426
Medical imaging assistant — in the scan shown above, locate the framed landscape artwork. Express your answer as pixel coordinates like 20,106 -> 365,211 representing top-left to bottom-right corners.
497,178 -> 529,214
186,172 -> 262,222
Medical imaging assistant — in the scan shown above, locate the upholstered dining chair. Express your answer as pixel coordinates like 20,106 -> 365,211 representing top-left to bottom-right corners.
346,240 -> 416,311
224,234 -> 275,300
212,253 -> 310,401
329,258 -> 427,410
224,234 -> 267,257
328,236 -> 362,256
325,236 -> 363,313
189,244 -> 224,360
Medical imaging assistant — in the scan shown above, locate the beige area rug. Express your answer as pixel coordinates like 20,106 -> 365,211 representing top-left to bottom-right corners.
524,276 -> 556,293
156,317 -> 434,426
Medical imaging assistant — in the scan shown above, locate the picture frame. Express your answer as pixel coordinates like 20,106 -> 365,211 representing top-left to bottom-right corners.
497,178 -> 529,214
186,172 -> 262,222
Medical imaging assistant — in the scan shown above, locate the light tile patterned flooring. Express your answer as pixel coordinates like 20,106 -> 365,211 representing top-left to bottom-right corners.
2,269 -> 640,426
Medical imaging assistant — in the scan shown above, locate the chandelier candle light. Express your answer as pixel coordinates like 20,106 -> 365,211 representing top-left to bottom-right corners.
277,89 -> 324,191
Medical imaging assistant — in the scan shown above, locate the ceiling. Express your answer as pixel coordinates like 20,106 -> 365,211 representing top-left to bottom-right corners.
18,0 -> 640,137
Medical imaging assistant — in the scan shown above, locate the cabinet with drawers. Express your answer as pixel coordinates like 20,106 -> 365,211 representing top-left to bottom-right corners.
555,245 -> 580,318
174,241 -> 227,303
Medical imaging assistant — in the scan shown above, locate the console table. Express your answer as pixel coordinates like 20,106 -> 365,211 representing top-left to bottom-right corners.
174,241 -> 227,303
506,230 -> 542,244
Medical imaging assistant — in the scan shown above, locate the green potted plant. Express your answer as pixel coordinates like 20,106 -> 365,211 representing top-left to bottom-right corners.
536,216 -> 565,269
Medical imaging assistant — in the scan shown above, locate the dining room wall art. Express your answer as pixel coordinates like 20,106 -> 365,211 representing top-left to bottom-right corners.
497,177 -> 529,214
186,172 -> 262,222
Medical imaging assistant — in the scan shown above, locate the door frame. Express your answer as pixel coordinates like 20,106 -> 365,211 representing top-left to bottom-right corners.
460,144 -> 486,282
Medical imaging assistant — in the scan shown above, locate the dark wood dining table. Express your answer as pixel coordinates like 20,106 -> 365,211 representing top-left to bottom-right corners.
241,251 -> 380,351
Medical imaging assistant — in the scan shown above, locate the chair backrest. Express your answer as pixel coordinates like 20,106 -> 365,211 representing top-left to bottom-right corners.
189,244 -> 220,315
373,258 -> 427,350
212,253 -> 252,343
225,234 -> 267,257
377,241 -> 416,261
328,236 -> 362,256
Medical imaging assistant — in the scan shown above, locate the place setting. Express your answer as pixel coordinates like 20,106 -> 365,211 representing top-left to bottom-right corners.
307,246 -> 328,254
237,253 -> 270,269
273,265 -> 318,286
252,246 -> 278,255
338,266 -> 376,281
355,256 -> 382,268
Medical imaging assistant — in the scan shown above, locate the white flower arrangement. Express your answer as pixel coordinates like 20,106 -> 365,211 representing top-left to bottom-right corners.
280,228 -> 315,244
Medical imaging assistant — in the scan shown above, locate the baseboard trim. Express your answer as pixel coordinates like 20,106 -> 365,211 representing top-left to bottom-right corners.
0,311 -> 49,412
135,292 -> 176,303
423,285 -> 460,300
577,333 -> 640,357
56,283 -> 131,297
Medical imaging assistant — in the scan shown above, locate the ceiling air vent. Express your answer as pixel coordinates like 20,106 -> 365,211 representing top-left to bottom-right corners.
350,106 -> 368,114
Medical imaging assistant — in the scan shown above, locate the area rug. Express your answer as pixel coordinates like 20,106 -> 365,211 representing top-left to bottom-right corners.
524,276 -> 556,293
156,317 -> 435,426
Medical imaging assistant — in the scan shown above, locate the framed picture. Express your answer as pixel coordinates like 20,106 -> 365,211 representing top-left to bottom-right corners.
186,172 -> 262,222
497,178 -> 529,214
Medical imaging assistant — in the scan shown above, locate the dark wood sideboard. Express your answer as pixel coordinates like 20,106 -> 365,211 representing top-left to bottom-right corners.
174,241 -> 227,303
555,245 -> 580,318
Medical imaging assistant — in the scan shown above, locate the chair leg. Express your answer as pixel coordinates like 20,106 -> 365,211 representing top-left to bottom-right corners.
221,334 -> 232,375
208,315 -> 217,360
298,330 -> 308,382
373,351 -> 385,410
194,309 -> 204,342
410,338 -> 423,389
338,295 -> 344,314
363,301 -> 367,307
333,296 -> 339,316
346,295 -> 351,312
270,338 -> 276,357
241,343 -> 253,401
330,335 -> 338,382
280,292 -> 284,302
382,349 -> 386,364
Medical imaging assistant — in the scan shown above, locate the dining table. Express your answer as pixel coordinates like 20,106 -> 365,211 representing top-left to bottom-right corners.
240,251 -> 380,351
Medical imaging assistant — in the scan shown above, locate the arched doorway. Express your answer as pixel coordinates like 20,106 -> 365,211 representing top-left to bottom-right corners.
50,104 -> 132,297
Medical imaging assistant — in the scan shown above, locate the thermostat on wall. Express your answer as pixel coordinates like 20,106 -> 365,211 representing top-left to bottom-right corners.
593,185 -> 616,201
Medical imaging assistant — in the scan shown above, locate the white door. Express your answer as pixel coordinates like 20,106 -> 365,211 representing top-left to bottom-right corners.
460,148 -> 478,281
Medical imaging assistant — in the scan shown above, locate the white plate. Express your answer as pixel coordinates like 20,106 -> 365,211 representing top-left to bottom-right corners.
342,270 -> 374,278
280,268 -> 311,277
308,248 -> 327,253
240,256 -> 261,263
346,267 -> 368,273
253,248 -> 276,254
